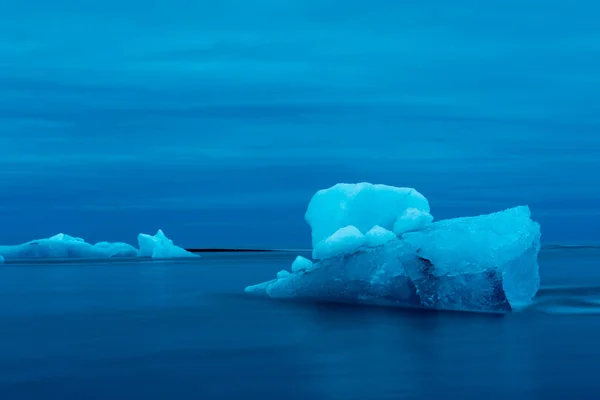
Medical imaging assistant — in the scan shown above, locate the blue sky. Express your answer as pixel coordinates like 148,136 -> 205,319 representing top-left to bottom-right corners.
1,0 -> 599,247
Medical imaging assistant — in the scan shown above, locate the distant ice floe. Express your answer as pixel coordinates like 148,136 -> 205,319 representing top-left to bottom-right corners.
0,230 -> 197,261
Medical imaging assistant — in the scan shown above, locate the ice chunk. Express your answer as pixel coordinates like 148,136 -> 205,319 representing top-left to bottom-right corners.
394,208 -> 434,235
0,233 -> 138,260
246,240 -> 420,306
305,183 -> 431,247
246,206 -> 541,313
402,206 -> 540,309
245,280 -> 272,295
291,256 -> 313,272
277,270 -> 291,279
312,225 -> 366,260
137,229 -> 197,258
365,225 -> 397,247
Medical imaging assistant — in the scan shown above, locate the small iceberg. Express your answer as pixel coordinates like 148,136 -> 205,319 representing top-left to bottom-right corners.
137,229 -> 197,259
0,230 -> 197,261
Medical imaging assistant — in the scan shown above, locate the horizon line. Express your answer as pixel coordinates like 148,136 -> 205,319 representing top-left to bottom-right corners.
185,244 -> 600,253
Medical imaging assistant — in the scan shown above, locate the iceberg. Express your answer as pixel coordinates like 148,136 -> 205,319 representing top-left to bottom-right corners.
0,233 -> 138,260
0,230 -> 196,261
137,229 -> 197,258
246,183 -> 541,313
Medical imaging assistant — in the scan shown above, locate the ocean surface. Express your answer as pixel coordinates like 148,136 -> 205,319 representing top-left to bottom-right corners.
1,249 -> 599,399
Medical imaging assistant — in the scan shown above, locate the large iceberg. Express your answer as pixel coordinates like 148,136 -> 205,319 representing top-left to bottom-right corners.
0,230 -> 197,261
246,183 -> 541,313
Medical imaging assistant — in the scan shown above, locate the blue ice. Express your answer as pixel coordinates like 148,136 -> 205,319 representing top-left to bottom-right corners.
0,230 -> 196,261
246,183 -> 541,313
291,256 -> 313,272
137,229 -> 198,259
305,183 -> 432,249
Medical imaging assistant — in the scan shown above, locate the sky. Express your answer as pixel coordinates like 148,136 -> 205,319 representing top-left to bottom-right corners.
1,0 -> 599,248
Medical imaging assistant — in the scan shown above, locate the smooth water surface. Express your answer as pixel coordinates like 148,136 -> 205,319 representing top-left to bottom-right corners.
0,250 -> 599,399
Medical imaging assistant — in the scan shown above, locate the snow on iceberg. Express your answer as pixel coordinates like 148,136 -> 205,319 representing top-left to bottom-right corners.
305,183 -> 431,248
365,225 -> 397,247
0,230 -> 196,261
137,229 -> 197,258
246,183 -> 541,313
393,207 -> 434,235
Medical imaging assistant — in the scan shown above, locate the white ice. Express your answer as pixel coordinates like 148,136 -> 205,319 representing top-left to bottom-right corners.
365,225 -> 397,247
291,256 -> 313,272
305,183 -> 431,248
312,225 -> 366,260
137,229 -> 198,259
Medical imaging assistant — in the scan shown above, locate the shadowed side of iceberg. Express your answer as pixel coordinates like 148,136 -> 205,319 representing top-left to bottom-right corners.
247,241 -> 420,306
402,205 -> 540,310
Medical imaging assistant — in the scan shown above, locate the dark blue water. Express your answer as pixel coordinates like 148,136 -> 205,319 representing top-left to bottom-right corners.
0,250 -> 599,399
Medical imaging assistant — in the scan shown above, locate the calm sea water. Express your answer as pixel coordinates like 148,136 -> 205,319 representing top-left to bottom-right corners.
0,249 -> 599,400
